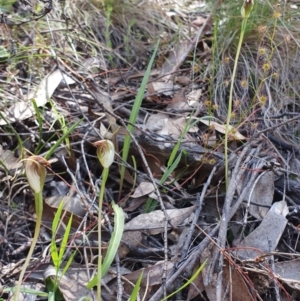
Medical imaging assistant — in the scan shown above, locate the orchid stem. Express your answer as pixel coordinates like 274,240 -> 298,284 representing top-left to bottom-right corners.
14,191 -> 43,300
225,5 -> 252,189
97,167 -> 109,300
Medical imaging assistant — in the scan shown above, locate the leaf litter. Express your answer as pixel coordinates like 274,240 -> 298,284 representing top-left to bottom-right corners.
0,0 -> 300,300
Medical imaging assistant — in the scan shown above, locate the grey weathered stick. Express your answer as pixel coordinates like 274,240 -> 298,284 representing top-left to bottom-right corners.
215,144 -> 267,300
180,166 -> 217,260
202,142 -> 252,287
148,225 -> 220,301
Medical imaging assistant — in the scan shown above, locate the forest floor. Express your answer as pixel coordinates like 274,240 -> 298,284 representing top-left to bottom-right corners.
1,0 -> 300,300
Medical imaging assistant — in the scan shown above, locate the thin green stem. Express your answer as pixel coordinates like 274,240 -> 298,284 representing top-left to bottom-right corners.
97,167 -> 109,301
225,16 -> 250,189
14,192 -> 43,300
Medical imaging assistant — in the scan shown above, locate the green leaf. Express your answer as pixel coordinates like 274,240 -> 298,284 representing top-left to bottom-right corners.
58,214 -> 73,264
62,250 -> 77,276
161,260 -> 207,301
129,271 -> 144,301
87,202 -> 125,288
145,151 -> 182,212
32,99 -> 43,153
3,287 -> 48,297
51,200 -> 64,269
119,40 -> 160,196
160,151 -> 182,184
44,118 -> 82,160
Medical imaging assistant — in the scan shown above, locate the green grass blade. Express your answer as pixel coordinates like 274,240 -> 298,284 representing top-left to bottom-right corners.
44,118 -> 82,160
32,99 -> 44,153
3,287 -> 48,297
58,214 -> 73,263
145,116 -> 201,212
51,201 -> 64,270
160,260 -> 207,301
129,271 -> 144,301
119,40 -> 160,197
62,250 -> 77,276
144,151 -> 182,212
51,200 -> 64,235
0,159 -> 11,174
160,151 -> 182,184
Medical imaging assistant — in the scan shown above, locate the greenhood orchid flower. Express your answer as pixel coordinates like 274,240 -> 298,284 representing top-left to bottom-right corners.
93,140 -> 115,168
24,155 -> 50,193
241,0 -> 254,18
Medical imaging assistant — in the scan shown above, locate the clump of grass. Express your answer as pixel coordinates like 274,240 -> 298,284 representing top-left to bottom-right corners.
73,0 -> 180,67
206,0 -> 300,147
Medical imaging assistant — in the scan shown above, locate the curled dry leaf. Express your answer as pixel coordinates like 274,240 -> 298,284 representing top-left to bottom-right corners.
198,119 -> 247,140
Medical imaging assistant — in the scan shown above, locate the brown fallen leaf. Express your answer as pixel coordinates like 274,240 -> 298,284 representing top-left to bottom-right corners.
198,119 -> 247,140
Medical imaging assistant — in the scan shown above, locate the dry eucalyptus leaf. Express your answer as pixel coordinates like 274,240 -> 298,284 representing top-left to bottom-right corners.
187,89 -> 202,105
203,259 -> 255,301
131,182 -> 155,198
43,265 -> 95,301
124,206 -> 196,235
124,260 -> 174,288
45,195 -> 86,217
118,231 -> 143,259
146,113 -> 196,141
147,82 -> 161,103
275,258 -> 300,290
159,40 -> 192,79
198,119 -> 247,140
0,69 -> 66,125
166,88 -> 188,111
43,196 -> 85,236
0,146 -> 22,180
200,244 -> 255,301
94,90 -> 116,129
236,201 -> 288,260
145,112 -> 169,135
246,171 -> 274,219
201,133 -> 218,147
102,267 -> 131,285
118,206 -> 195,258
150,81 -> 180,96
